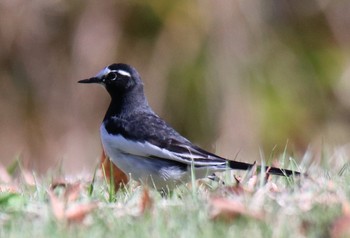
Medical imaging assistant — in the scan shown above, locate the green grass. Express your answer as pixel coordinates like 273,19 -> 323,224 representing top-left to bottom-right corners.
1,150 -> 350,238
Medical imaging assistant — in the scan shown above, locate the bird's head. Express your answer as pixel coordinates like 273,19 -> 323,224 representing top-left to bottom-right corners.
78,63 -> 143,95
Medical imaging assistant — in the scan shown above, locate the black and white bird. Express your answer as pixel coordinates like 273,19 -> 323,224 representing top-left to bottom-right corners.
79,63 -> 300,190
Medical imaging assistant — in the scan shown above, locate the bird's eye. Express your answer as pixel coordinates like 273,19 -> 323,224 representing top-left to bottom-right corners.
106,72 -> 117,81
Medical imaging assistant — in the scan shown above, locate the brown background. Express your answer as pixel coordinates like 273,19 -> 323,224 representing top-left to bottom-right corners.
1,0 -> 350,174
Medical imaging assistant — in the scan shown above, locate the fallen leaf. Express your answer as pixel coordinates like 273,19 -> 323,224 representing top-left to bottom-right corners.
50,179 -> 68,190
101,149 -> 128,191
250,161 -> 258,175
50,180 -> 85,203
264,169 -> 271,182
65,203 -> 97,223
0,164 -> 11,183
222,184 -> 245,195
139,188 -> 153,214
342,201 -> 350,216
300,220 -> 311,236
329,201 -> 350,238
0,184 -> 20,193
21,169 -> 36,186
48,189 -> 97,224
234,175 -> 242,184
247,175 -> 258,191
48,190 -> 65,221
268,182 -> 280,193
210,197 -> 263,221
65,183 -> 84,202
330,215 -> 350,238
217,175 -> 247,195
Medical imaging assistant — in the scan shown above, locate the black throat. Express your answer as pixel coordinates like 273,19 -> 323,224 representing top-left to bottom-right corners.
103,85 -> 149,121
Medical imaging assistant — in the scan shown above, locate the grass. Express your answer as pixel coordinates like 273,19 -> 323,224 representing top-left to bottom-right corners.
1,147 -> 350,238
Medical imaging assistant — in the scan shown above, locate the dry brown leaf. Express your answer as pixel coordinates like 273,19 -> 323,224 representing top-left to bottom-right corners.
247,175 -> 258,191
250,161 -> 258,175
300,220 -> 311,236
218,175 -> 246,195
223,184 -> 245,195
330,215 -> 350,238
264,169 -> 271,182
0,184 -> 20,193
342,201 -> 350,216
139,188 -> 153,214
48,190 -> 65,221
101,149 -> 128,191
50,180 -> 84,202
21,169 -> 35,186
268,182 -> 280,193
0,164 -> 11,183
271,160 -> 282,169
210,197 -> 263,221
234,175 -> 242,183
65,183 -> 84,203
65,203 -> 97,223
196,179 -> 213,190
329,202 -> 350,238
48,189 -> 97,224
50,179 -> 68,190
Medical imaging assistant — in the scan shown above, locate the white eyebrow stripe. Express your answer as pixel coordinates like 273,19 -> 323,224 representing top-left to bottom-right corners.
116,70 -> 131,77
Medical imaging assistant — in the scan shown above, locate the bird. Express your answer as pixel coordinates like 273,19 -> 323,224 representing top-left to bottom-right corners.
78,63 -> 300,191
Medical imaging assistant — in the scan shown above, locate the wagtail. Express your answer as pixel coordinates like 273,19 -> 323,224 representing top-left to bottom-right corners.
79,63 -> 300,190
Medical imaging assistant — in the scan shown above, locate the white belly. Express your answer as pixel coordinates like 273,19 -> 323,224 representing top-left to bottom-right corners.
100,125 -> 195,190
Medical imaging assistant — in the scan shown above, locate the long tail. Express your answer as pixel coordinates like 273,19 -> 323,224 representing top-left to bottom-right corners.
228,160 -> 300,176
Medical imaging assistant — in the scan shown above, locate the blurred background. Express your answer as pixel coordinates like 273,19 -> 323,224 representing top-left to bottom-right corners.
1,0 -> 350,174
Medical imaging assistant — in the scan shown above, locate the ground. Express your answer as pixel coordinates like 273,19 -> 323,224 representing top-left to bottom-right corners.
1,148 -> 350,238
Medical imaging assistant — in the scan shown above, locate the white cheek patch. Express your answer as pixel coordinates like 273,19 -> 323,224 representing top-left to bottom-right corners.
116,70 -> 131,77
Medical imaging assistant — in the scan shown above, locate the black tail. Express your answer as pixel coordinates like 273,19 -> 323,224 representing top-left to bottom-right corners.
228,160 -> 300,176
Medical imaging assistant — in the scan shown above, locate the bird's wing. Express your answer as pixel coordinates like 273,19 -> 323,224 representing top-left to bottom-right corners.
102,112 -> 227,167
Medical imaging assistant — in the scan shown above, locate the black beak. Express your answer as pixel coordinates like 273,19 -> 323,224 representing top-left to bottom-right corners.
78,77 -> 102,84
